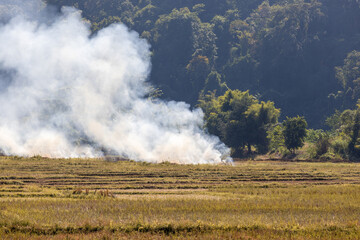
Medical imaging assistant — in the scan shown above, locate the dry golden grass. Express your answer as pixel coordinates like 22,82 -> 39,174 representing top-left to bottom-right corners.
0,156 -> 360,239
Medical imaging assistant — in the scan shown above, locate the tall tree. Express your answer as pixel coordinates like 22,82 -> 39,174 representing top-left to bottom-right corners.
283,116 -> 307,153
199,89 -> 280,155
335,50 -> 360,109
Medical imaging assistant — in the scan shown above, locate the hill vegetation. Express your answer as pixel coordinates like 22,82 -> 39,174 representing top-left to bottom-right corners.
2,0 -> 360,160
42,0 -> 360,160
44,0 -> 360,129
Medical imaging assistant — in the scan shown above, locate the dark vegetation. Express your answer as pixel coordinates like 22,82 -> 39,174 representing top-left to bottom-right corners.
198,89 -> 280,156
3,0 -> 360,160
44,0 -> 360,125
40,0 -> 360,160
282,116 -> 307,154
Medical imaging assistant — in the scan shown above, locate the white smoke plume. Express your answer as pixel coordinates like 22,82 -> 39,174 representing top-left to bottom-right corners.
0,0 -> 232,164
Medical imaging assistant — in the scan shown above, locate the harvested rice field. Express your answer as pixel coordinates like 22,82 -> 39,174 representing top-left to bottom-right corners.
0,156 -> 360,239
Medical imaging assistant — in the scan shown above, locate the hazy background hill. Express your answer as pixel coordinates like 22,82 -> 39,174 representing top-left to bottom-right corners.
4,0 -> 360,128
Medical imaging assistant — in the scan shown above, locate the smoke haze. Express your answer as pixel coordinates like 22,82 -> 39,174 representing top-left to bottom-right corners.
0,0 -> 231,164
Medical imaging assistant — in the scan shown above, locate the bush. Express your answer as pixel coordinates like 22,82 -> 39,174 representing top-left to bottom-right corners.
306,129 -> 326,143
314,134 -> 330,158
331,134 -> 350,158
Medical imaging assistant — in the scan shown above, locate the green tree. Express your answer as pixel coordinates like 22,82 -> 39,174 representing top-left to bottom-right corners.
151,7 -> 217,104
199,89 -> 280,156
283,116 -> 308,153
348,109 -> 360,159
335,50 -> 360,108
267,124 -> 285,153
40,0 -> 360,129
325,104 -> 360,160
201,71 -> 228,96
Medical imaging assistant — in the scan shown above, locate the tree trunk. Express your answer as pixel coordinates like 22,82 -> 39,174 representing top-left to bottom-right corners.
247,143 -> 251,154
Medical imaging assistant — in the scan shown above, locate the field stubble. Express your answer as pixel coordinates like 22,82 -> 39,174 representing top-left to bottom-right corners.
0,156 -> 360,239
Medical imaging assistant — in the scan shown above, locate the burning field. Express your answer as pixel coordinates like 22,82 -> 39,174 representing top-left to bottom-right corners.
0,0 -> 230,164
0,1 -> 360,239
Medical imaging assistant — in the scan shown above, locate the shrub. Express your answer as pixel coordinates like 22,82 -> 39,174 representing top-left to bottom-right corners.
331,134 -> 350,158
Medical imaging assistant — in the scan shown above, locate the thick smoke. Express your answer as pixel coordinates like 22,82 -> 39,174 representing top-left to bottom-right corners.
0,1 -> 232,164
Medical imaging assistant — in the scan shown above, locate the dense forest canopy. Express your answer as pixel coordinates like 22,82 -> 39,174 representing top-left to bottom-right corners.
1,0 -> 360,160
35,0 -> 360,129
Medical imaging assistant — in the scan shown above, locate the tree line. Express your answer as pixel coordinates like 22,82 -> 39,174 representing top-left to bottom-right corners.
44,0 -> 360,129
4,0 -> 359,160
200,89 -> 360,161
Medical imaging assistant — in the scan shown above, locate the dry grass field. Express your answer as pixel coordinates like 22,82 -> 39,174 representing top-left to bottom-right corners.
0,156 -> 360,239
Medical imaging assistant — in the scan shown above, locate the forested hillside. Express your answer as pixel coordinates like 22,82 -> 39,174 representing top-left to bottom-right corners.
41,0 -> 360,128
2,0 -> 360,159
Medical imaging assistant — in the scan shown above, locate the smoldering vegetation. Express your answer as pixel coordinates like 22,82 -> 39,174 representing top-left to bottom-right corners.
0,0 -> 231,164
